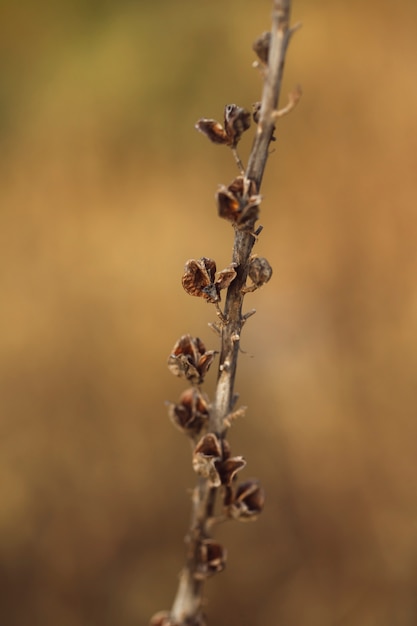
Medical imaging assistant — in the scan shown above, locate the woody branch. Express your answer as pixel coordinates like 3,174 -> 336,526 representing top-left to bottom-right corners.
151,1 -> 300,625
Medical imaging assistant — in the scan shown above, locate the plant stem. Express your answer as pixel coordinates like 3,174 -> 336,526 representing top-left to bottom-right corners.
169,1 -> 296,623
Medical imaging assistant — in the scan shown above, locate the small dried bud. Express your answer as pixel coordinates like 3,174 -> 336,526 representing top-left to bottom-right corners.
195,539 -> 227,579
248,256 -> 273,289
192,433 -> 222,486
229,479 -> 265,521
253,31 -> 271,65
167,335 -> 217,385
167,388 -> 209,437
252,101 -> 276,141
223,104 -> 251,148
252,101 -> 261,124
182,257 -> 219,303
216,176 -> 261,231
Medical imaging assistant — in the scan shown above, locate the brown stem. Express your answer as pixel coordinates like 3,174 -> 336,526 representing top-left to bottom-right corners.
167,1 -> 297,624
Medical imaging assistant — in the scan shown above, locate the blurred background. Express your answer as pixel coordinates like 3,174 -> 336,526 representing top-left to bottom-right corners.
1,0 -> 417,624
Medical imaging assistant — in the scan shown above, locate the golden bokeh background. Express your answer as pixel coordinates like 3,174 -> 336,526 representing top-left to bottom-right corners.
1,0 -> 417,624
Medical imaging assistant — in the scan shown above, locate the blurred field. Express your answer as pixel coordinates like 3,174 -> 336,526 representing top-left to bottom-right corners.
1,0 -> 417,624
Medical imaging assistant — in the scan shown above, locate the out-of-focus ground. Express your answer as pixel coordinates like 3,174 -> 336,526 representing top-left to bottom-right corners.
1,0 -> 417,624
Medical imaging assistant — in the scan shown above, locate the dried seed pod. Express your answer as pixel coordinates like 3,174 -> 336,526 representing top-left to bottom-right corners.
195,539 -> 227,579
216,176 -> 261,231
230,479 -> 265,521
192,433 -> 222,486
215,262 -> 237,291
195,103 -> 250,149
167,388 -> 209,438
182,257 -> 219,303
217,456 -> 247,486
223,104 -> 251,148
195,118 -> 229,145
248,256 -> 273,289
167,335 -> 217,385
253,31 -> 271,65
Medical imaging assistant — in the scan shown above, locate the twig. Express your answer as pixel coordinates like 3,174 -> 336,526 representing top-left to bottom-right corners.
151,1 -> 299,625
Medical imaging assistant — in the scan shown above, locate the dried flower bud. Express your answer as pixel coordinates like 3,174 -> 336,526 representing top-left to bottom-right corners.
248,256 -> 273,289
253,31 -> 271,65
229,479 -> 265,521
167,335 -> 217,385
192,433 -> 222,486
182,257 -> 219,303
223,104 -> 251,148
167,388 -> 209,438
216,176 -> 261,231
195,539 -> 227,579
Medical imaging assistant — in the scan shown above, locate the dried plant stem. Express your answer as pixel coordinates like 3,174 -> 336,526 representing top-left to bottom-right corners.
167,1 -> 297,624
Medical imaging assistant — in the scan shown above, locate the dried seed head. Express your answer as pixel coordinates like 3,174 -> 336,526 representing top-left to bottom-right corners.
223,104 -> 251,148
248,256 -> 273,289
195,539 -> 227,579
167,388 -> 210,438
216,176 -> 261,231
230,479 -> 265,521
167,335 -> 217,385
192,433 -> 222,486
182,257 -> 219,303
253,31 -> 271,65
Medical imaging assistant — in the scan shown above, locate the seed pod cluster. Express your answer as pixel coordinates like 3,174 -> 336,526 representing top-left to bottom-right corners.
154,26 -> 288,622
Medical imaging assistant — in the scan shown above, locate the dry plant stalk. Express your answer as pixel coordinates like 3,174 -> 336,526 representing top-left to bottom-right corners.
151,1 -> 300,624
